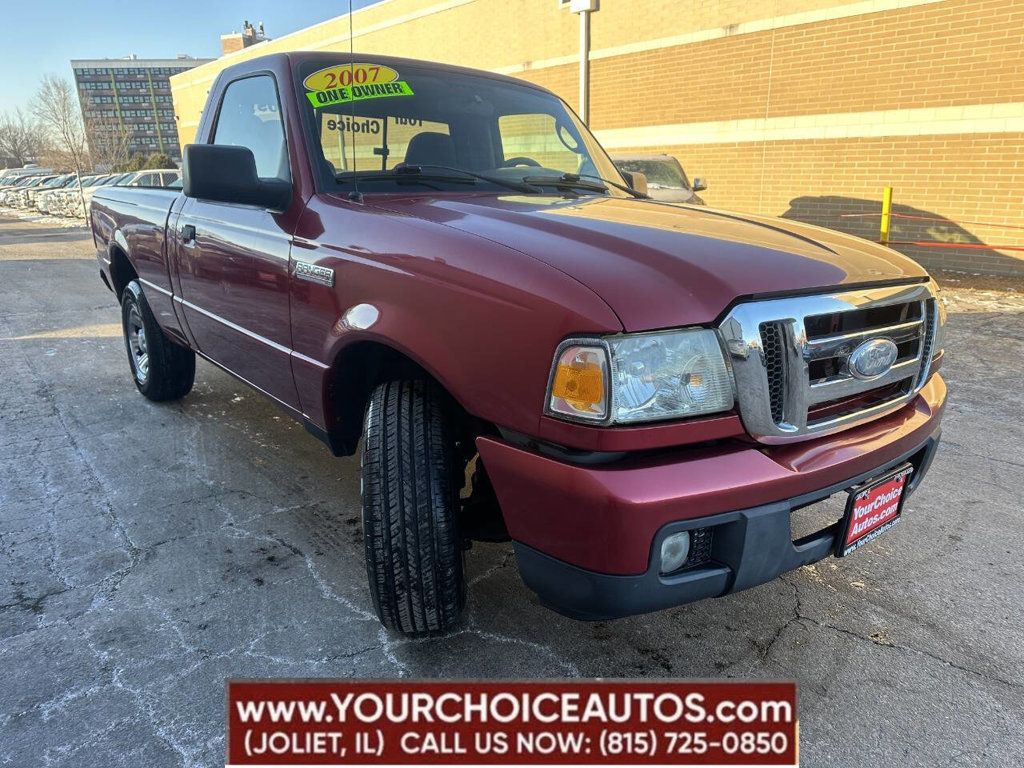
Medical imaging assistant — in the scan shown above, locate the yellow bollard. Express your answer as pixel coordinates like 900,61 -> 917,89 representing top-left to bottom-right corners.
880,186 -> 893,246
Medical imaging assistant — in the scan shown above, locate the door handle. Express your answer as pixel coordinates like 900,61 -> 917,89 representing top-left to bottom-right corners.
180,224 -> 196,244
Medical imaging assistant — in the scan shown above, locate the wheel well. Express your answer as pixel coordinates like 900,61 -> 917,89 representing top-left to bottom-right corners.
325,341 -> 447,456
109,245 -> 137,302
324,340 -> 507,541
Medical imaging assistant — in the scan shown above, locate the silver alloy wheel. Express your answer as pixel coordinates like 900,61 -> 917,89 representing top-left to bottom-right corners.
127,305 -> 149,383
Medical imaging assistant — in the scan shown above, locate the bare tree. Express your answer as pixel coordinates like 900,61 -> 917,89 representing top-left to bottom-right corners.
32,75 -> 90,219
0,109 -> 45,167
83,95 -> 134,172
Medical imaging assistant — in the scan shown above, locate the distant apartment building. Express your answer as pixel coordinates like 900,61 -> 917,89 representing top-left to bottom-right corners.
71,56 -> 215,165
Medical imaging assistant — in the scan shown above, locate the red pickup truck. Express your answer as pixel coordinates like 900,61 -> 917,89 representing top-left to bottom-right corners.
91,53 -> 946,637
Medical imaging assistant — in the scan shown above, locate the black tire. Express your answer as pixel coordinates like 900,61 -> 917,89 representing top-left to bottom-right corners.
361,379 -> 465,636
121,280 -> 195,402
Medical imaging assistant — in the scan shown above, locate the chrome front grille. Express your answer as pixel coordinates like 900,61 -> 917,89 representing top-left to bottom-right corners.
916,299 -> 938,390
718,283 -> 938,444
759,322 -> 787,423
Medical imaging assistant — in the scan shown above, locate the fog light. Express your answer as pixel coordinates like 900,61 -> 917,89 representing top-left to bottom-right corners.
660,531 -> 691,574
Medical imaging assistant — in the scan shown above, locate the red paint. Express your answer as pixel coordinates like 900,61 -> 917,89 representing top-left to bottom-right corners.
478,377 -> 944,575
89,52 -> 946,585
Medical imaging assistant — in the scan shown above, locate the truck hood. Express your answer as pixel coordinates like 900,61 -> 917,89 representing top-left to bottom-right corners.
373,194 -> 928,331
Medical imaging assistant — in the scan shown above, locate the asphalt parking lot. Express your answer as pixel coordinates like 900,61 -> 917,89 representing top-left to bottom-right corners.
1,213 -> 1022,767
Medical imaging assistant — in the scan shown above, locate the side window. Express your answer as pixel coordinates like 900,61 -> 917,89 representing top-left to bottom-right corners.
213,75 -> 288,181
497,113 -> 580,173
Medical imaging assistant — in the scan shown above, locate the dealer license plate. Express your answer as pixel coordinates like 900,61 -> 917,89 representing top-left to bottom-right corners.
837,464 -> 913,557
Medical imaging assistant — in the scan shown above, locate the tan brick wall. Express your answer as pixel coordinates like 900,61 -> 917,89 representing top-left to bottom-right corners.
763,0 -> 1024,116
585,0 -> 1024,129
644,132 -> 1024,275
568,0 -> 1024,275
170,0 -> 1024,275
172,0 -> 938,139
220,35 -> 245,55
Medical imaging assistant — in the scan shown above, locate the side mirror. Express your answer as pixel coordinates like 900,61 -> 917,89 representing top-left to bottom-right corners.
182,144 -> 291,212
620,170 -> 648,196
692,176 -> 707,192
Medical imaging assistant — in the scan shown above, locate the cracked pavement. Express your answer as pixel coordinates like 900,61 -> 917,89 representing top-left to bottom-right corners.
1,214 -> 1022,767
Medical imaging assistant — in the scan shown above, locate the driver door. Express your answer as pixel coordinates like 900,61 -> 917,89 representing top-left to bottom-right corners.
173,73 -> 300,409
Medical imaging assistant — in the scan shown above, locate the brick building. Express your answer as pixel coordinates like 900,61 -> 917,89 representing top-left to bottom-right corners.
220,20 -> 269,56
170,0 -> 1024,275
72,56 -> 214,165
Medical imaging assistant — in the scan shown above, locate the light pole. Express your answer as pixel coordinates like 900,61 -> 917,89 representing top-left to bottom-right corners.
567,0 -> 599,125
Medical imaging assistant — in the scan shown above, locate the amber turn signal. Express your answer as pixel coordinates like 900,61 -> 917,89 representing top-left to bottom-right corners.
547,344 -> 608,421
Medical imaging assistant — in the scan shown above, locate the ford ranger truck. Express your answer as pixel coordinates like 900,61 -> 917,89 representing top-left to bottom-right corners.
90,53 -> 946,637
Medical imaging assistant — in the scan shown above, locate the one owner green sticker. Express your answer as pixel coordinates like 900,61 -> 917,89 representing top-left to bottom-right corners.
307,80 -> 414,108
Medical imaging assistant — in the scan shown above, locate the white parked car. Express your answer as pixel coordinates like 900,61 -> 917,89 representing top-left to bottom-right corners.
70,173 -> 136,219
123,169 -> 181,188
47,175 -> 111,218
30,175 -> 78,212
5,175 -> 57,208
72,169 -> 181,218
0,176 -> 40,203
36,175 -> 91,214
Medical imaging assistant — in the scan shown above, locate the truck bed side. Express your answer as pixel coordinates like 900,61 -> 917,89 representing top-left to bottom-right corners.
91,187 -> 186,343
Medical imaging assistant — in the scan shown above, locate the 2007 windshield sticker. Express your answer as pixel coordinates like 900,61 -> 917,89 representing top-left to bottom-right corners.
304,63 -> 414,108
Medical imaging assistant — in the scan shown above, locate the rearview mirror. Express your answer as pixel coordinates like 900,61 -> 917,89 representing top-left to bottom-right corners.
620,170 -> 648,196
692,176 -> 707,192
182,144 -> 291,212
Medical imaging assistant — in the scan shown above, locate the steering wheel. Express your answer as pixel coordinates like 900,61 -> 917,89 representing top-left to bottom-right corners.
502,156 -> 542,168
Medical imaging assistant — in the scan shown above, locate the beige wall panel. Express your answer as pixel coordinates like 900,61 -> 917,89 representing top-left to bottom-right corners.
641,132 -> 1024,274
168,0 -> 1024,273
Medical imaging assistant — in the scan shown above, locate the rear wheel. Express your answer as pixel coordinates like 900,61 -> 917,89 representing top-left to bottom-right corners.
121,280 -> 195,401
360,379 -> 465,636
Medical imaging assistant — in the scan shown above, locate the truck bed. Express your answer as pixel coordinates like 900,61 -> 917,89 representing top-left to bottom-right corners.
91,187 -> 183,343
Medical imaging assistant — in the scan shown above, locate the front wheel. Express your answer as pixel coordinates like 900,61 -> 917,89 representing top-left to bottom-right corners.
121,280 -> 195,401
360,379 -> 465,636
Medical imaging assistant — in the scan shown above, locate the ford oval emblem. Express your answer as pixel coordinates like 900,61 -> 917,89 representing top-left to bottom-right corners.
849,338 -> 899,379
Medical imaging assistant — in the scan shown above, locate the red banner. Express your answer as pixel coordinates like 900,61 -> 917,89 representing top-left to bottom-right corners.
227,680 -> 797,766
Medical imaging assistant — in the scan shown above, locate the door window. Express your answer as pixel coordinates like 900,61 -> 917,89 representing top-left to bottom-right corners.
213,75 -> 289,181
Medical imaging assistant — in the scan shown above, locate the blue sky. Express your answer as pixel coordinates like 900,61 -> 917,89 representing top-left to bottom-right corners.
0,0 -> 380,113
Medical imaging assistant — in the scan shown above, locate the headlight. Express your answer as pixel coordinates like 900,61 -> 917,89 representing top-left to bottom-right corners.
546,329 -> 734,424
609,329 -> 734,422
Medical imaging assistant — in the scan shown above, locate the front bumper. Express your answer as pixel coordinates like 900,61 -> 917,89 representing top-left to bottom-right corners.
476,374 -> 945,620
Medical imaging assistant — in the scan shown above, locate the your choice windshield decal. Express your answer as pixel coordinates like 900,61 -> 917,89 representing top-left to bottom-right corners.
304,63 -> 414,108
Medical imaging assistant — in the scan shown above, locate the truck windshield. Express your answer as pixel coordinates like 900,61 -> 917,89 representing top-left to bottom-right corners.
296,59 -> 630,197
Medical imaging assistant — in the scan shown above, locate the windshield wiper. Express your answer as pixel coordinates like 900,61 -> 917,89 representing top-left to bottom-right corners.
339,164 -> 539,194
346,172 -> 476,190
578,173 -> 649,199
521,173 -> 609,195
392,164 -> 540,194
